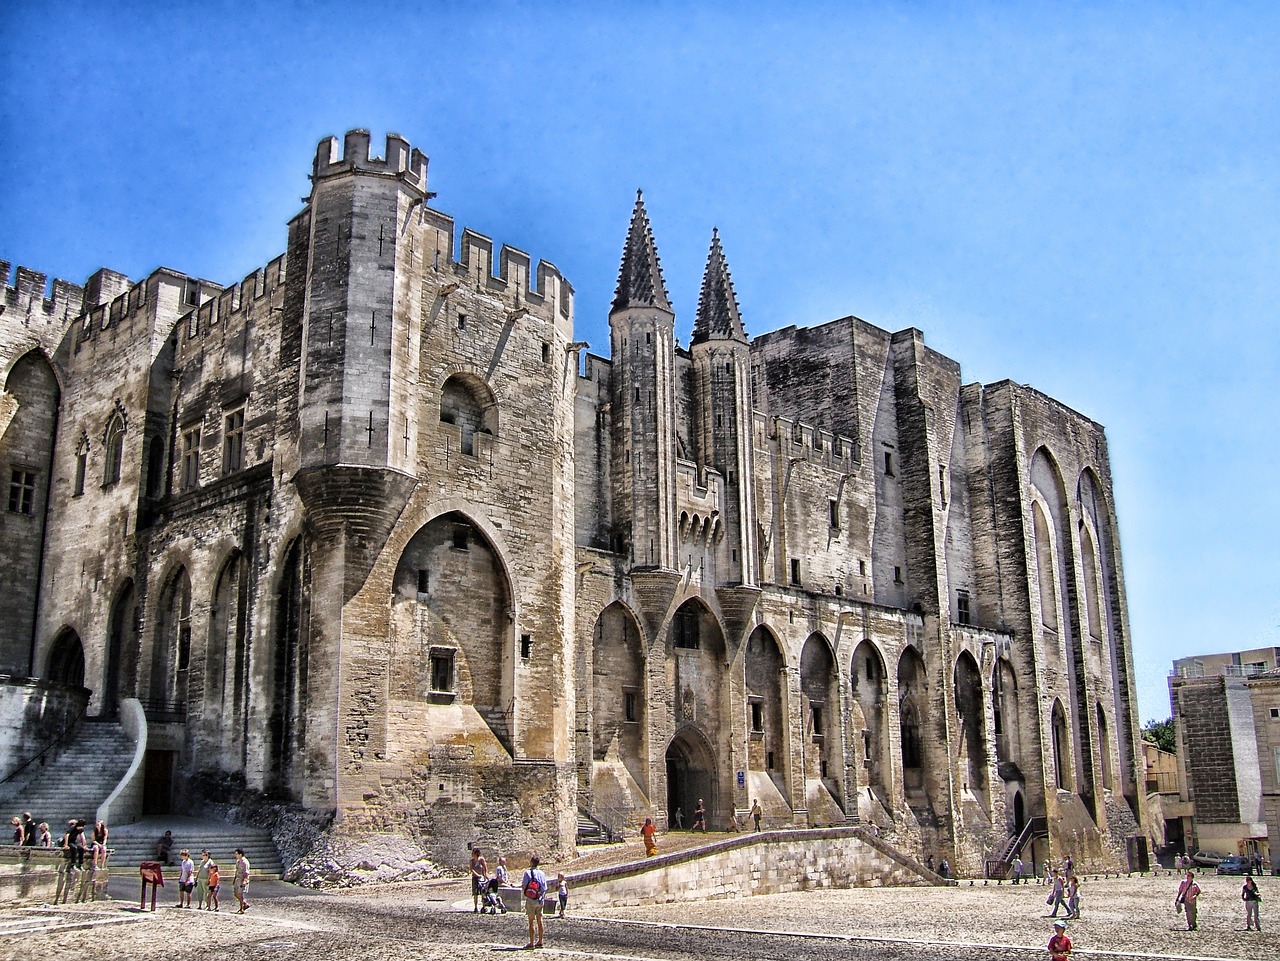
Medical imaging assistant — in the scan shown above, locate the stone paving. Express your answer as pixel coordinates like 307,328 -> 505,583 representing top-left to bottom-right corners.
1,869 -> 1277,961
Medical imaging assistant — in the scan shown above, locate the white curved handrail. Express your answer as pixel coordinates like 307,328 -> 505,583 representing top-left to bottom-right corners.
97,698 -> 147,826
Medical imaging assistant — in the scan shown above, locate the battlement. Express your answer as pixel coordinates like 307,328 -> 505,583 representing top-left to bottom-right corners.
421,206 -> 573,320
1,262 -> 84,327
313,129 -> 429,193
175,253 -> 287,351
675,457 -> 724,544
754,412 -> 859,467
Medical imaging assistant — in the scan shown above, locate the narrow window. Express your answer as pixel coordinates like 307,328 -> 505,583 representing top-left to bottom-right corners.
457,312 -> 467,330
894,566 -> 904,584
541,342 -> 550,364
750,701 -> 764,733
811,703 -> 824,737
222,408 -> 245,475
520,634 -> 532,660
939,467 -> 948,505
858,559 -> 866,576
835,584 -> 843,596
73,449 -> 87,497
430,649 -> 455,692
673,607 -> 700,649
725,362 -> 732,373
7,469 -> 36,514
645,331 -> 651,344
181,426 -> 201,490
866,658 -> 874,681
828,498 -> 840,529
624,690 -> 638,723
417,569 -> 429,595
884,451 -> 894,476
956,590 -> 971,626
452,526 -> 469,551
790,558 -> 801,585
104,415 -> 125,486
766,750 -> 776,770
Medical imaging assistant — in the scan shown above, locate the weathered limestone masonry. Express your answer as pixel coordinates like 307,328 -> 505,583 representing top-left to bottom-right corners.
1,128 -> 1142,876
567,828 -> 934,907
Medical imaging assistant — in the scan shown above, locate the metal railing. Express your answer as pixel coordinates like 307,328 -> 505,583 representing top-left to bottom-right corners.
138,699 -> 186,723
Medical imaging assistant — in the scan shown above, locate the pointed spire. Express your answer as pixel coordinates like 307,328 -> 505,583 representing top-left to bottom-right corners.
611,190 -> 672,314
692,227 -> 746,344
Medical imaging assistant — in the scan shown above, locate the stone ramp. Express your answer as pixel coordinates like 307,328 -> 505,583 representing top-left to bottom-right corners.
557,826 -> 947,907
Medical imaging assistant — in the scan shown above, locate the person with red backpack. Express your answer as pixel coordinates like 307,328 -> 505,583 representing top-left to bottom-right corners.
521,855 -> 548,949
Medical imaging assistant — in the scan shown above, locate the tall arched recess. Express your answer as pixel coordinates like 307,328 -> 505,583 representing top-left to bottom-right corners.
954,651 -> 988,806
1078,468 -> 1139,817
851,640 -> 890,819
105,580 -> 139,714
47,628 -> 85,689
206,551 -> 250,769
745,625 -> 787,805
0,351 -> 59,675
590,602 -> 646,791
800,633 -> 843,823
389,512 -> 514,753
267,538 -> 310,799
665,598 -> 727,826
897,646 -> 927,807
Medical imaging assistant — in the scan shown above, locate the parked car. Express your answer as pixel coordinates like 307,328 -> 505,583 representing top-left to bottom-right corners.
1216,854 -> 1249,875
1192,850 -> 1225,867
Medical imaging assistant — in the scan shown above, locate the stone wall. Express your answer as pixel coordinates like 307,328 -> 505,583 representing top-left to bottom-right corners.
568,828 -> 938,906
0,676 -> 88,780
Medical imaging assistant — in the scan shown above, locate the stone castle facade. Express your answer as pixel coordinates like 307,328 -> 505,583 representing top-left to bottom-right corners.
0,130 -> 1144,870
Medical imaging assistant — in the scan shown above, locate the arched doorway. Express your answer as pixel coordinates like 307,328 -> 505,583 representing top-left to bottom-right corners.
666,727 -> 716,829
47,629 -> 85,688
1013,789 -> 1026,834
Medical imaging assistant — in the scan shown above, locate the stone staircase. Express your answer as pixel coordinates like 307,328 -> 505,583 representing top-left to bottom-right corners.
104,817 -> 283,877
0,716 -> 132,829
577,808 -> 615,845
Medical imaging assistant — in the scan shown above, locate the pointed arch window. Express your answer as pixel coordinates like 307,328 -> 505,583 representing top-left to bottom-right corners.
103,413 -> 126,486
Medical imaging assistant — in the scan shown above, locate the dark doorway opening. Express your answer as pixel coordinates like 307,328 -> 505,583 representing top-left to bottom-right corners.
1013,790 -> 1026,835
142,750 -> 175,815
666,729 -> 716,830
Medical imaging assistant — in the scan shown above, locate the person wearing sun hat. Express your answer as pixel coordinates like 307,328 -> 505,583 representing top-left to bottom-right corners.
1048,919 -> 1071,959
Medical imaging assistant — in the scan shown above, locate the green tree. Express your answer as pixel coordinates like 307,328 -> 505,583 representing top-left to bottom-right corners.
1142,716 -> 1176,753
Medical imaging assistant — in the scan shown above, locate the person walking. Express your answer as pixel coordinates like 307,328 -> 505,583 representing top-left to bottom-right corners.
1048,919 -> 1071,959
195,849 -> 212,909
177,849 -> 195,907
1242,875 -> 1262,930
693,799 -> 707,833
1047,870 -> 1066,917
207,862 -> 221,911
672,807 -> 683,830
521,854 -> 548,949
555,872 -> 568,918
641,817 -> 658,857
751,799 -> 763,832
470,847 -> 489,913
1065,875 -> 1081,919
1177,870 -> 1201,931
1012,856 -> 1025,884
1042,859 -> 1051,885
233,848 -> 251,914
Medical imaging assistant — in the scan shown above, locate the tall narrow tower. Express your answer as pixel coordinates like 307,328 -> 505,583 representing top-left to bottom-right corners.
610,192 -> 677,570
691,229 -> 758,586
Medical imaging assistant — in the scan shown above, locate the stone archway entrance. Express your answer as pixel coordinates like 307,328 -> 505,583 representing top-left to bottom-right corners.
666,728 -> 716,829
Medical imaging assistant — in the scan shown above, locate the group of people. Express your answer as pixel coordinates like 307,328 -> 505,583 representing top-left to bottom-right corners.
165,846 -> 251,914
9,812 -> 110,903
468,847 -> 568,949
1173,869 -> 1265,932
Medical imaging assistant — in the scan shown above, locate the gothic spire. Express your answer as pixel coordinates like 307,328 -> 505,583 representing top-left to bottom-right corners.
611,190 -> 672,314
692,228 -> 746,344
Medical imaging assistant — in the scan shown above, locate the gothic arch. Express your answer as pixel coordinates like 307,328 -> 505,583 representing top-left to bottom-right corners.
666,725 -> 718,829
954,650 -> 988,799
590,602 -> 646,785
104,579 -> 138,713
992,657 -> 1022,766
800,632 -> 843,814
851,639 -> 890,806
389,511 -> 514,751
264,537 -> 309,797
148,566 -> 192,713
1051,698 -> 1072,791
898,646 -> 927,796
206,550 -> 250,768
745,625 -> 786,785
439,372 -> 498,457
46,628 -> 85,689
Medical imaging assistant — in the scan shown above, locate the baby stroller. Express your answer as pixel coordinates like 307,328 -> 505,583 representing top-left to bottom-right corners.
481,877 -> 507,914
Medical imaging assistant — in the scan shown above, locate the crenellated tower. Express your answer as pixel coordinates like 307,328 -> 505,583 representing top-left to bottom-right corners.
295,130 -> 431,473
690,229 -> 758,586
609,192 -> 678,570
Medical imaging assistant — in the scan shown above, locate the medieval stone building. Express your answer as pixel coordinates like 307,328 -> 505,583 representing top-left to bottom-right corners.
0,130 -> 1144,870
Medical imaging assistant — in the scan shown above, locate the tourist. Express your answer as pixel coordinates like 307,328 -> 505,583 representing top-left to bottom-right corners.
9,816 -> 21,844
1047,870 -> 1066,917
926,855 -> 934,872
1242,874 -> 1262,930
673,807 -> 684,830
71,819 -> 87,869
196,849 -> 212,909
21,812 -> 36,845
1042,859 -> 1051,885
1176,870 -> 1201,931
1063,854 -> 1073,877
36,822 -> 51,847
939,858 -> 951,879
726,811 -> 742,832
751,799 -> 763,832
233,848 -> 251,913
693,799 -> 707,832
494,855 -> 510,889
1065,875 -> 1081,919
155,830 -> 174,865
522,854 -> 548,949
641,817 -> 658,857
1012,856 -> 1025,884
1048,919 -> 1071,959
177,849 -> 195,907
556,872 -> 568,918
91,835 -> 109,900
207,862 -> 221,911
1173,853 -> 1182,871
93,820 -> 108,860
470,847 -> 488,913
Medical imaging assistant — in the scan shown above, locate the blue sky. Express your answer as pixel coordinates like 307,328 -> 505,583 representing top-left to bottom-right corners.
3,1 -> 1278,724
